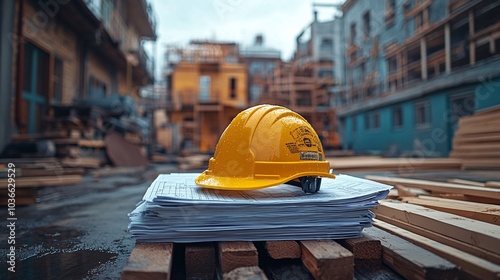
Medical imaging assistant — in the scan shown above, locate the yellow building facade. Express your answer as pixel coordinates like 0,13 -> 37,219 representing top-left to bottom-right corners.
168,42 -> 248,153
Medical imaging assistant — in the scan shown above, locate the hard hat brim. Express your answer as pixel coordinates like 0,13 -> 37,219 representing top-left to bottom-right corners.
195,170 -> 335,191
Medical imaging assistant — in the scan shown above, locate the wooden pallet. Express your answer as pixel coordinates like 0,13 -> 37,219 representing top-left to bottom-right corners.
121,173 -> 500,280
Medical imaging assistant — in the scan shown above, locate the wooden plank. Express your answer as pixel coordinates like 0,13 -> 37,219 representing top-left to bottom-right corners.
337,234 -> 381,261
402,197 -> 500,225
62,157 -> 101,169
218,242 -> 258,274
486,181 -> 500,188
394,184 -> 430,197
373,201 -> 500,255
264,241 -> 301,259
363,226 -> 459,280
223,266 -> 268,280
365,175 -> 500,199
121,242 -> 173,280
300,240 -> 354,280
78,139 -> 106,148
446,178 -> 485,187
185,242 -> 215,280
373,219 -> 500,280
2,175 -> 82,188
375,214 -> 500,265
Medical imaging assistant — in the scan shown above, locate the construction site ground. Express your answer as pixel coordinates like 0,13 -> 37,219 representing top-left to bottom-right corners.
2,163 -> 500,280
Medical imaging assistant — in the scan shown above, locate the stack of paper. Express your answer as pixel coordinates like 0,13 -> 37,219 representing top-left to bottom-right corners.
128,173 -> 391,242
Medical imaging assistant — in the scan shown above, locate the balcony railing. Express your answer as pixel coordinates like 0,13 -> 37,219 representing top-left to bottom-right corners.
83,0 -> 125,44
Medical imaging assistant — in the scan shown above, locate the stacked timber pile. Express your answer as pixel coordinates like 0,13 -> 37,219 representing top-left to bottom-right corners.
450,106 -> 500,170
122,174 -> 500,279
328,156 -> 462,173
367,175 -> 500,280
0,158 -> 83,205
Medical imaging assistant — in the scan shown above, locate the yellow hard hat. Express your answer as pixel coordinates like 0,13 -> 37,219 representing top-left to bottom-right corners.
195,104 -> 335,193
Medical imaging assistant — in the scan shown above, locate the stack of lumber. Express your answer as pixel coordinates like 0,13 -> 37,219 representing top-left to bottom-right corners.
366,175 -> 500,279
0,158 -> 83,205
450,106 -> 500,170
121,228 -> 464,279
121,173 -> 500,279
328,156 -> 462,173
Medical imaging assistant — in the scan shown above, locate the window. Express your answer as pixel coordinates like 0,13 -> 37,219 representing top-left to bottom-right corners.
415,100 -> 431,128
229,77 -> 237,99
364,113 -> 370,129
393,106 -> 403,128
352,116 -> 357,132
320,38 -> 333,51
89,76 -> 107,98
350,23 -> 357,45
199,75 -> 210,102
363,12 -> 371,40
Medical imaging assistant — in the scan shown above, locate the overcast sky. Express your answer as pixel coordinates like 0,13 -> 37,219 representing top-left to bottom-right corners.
145,0 -> 344,80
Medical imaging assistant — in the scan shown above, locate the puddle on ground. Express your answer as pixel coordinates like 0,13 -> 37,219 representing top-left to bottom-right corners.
24,226 -> 84,250
10,250 -> 117,280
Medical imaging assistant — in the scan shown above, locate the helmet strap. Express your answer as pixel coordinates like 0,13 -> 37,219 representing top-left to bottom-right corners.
286,176 -> 322,193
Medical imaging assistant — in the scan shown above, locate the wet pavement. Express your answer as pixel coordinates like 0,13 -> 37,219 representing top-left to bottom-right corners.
1,165 -> 178,280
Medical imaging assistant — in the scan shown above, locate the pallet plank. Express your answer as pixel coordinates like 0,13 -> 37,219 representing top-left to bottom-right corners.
218,242 -> 258,274
300,240 -> 354,280
121,242 -> 173,280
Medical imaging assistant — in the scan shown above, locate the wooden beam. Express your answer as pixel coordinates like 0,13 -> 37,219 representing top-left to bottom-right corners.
300,240 -> 354,280
121,242 -> 173,280
373,219 -> 500,280
420,38 -> 428,80
445,23 -> 451,72
363,226 -> 458,280
486,181 -> 500,189
402,196 -> 500,225
185,242 -> 215,280
373,201 -> 500,255
337,235 -> 381,261
4,175 -> 82,188
218,242 -> 258,274
365,175 -> 500,200
446,178 -> 485,187
265,241 -> 301,260
469,11 -> 476,65
376,214 -> 500,265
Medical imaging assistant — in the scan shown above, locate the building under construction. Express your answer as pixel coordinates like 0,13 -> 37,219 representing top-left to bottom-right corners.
259,12 -> 342,149
337,0 -> 500,156
165,41 -> 248,153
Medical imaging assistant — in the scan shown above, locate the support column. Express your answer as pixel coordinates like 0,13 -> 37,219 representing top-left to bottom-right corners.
0,0 -> 15,151
444,23 -> 451,73
420,38 -> 428,80
469,11 -> 475,65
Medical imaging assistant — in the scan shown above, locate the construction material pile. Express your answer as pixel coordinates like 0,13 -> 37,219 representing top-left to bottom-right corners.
128,173 -> 391,242
450,105 -> 500,169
